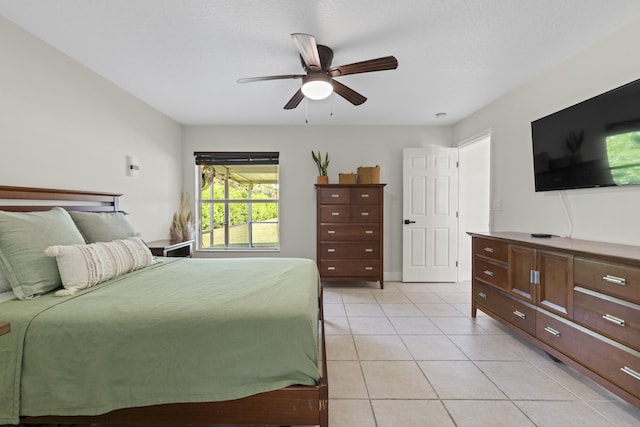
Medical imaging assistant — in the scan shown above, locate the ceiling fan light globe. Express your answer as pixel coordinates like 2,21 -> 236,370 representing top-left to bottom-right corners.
301,73 -> 333,100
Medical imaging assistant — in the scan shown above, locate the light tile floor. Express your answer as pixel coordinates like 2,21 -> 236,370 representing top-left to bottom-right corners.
323,280 -> 640,427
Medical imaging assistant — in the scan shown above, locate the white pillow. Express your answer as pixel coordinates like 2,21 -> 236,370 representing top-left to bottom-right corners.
45,237 -> 153,296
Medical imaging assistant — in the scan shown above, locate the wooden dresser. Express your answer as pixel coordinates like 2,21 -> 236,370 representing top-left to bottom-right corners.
316,184 -> 385,288
470,231 -> 640,407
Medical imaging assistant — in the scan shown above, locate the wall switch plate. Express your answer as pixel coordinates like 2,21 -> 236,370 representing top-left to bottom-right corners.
492,199 -> 502,211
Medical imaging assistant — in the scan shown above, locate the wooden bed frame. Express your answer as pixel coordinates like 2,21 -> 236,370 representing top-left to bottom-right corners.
0,185 -> 329,427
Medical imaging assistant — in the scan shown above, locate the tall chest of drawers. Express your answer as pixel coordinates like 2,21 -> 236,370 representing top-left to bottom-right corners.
316,184 -> 385,288
470,231 -> 640,408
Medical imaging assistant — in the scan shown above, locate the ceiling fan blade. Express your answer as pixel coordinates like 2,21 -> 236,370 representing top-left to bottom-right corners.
237,74 -> 304,83
329,56 -> 398,77
331,79 -> 367,106
284,89 -> 305,110
291,33 -> 322,71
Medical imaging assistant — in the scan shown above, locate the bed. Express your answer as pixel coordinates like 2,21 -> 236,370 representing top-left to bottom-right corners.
0,185 -> 328,427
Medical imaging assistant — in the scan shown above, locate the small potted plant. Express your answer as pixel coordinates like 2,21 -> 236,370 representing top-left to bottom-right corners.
312,150 -> 330,184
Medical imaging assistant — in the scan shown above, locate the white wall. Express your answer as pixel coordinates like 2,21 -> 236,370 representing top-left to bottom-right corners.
0,16 -> 183,241
182,125 -> 452,280
453,17 -> 640,246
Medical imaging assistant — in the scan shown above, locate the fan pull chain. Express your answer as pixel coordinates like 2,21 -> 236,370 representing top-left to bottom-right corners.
305,98 -> 309,124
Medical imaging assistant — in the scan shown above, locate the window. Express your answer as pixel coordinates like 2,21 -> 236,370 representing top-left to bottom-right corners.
195,152 -> 279,250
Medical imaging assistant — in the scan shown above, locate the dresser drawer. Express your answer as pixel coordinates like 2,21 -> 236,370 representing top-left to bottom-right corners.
350,206 -> 380,223
319,260 -> 381,277
473,258 -> 508,290
318,187 -> 350,204
474,281 -> 536,335
574,287 -> 640,352
319,242 -> 379,260
351,187 -> 380,204
319,205 -> 350,222
319,224 -> 380,241
536,310 -> 640,399
473,238 -> 508,263
574,257 -> 640,304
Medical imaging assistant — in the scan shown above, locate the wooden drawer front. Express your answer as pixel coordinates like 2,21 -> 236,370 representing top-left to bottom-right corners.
318,187 -> 350,204
473,258 -> 508,289
474,281 -> 536,335
350,187 -> 380,204
350,206 -> 380,223
320,242 -> 380,260
319,224 -> 380,241
574,257 -> 640,304
319,205 -> 350,223
320,260 -> 380,277
574,287 -> 640,351
536,310 -> 640,398
473,238 -> 508,263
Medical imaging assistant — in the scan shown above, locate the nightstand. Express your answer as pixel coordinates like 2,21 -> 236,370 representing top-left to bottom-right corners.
0,322 -> 9,336
147,239 -> 194,257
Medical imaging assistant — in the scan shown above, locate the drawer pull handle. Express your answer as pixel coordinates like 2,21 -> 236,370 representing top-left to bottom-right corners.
512,310 -> 526,319
603,275 -> 626,285
544,326 -> 560,337
621,366 -> 640,381
361,194 -> 369,198
364,266 -> 373,271
331,194 -> 340,198
327,267 -> 336,271
602,314 -> 625,326
327,230 -> 336,234
365,230 -> 373,234
477,292 -> 487,299
327,249 -> 336,253
483,247 -> 494,253
361,212 -> 369,216
331,212 -> 340,216
365,248 -> 373,252
483,270 -> 494,277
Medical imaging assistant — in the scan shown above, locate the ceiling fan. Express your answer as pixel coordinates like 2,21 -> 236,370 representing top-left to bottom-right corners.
237,33 -> 398,110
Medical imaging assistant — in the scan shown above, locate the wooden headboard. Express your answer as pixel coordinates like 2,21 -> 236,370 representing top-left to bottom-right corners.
0,186 -> 121,212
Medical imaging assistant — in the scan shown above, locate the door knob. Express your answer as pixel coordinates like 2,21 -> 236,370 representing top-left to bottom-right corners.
404,219 -> 416,225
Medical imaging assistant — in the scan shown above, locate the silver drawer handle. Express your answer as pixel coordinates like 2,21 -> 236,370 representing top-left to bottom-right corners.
361,212 -> 369,216
364,267 -> 373,271
621,366 -> 640,381
365,248 -> 373,252
544,326 -> 560,337
483,247 -> 494,253
331,212 -> 340,216
603,275 -> 626,285
327,267 -> 336,271
360,194 -> 369,198
327,248 -> 336,253
327,230 -> 336,234
602,314 -> 625,326
365,230 -> 373,234
331,194 -> 340,198
513,310 -> 526,319
477,292 -> 487,299
483,270 -> 494,277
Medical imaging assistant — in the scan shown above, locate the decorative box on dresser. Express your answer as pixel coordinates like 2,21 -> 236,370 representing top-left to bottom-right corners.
316,184 -> 385,288
469,231 -> 640,407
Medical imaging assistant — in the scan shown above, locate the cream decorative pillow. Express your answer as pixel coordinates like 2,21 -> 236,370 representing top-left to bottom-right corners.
45,237 -> 153,296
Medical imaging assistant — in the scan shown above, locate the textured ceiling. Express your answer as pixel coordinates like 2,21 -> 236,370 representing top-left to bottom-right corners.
2,0 -> 640,126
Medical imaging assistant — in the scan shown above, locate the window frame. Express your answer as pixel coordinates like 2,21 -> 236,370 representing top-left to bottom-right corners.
195,152 -> 280,252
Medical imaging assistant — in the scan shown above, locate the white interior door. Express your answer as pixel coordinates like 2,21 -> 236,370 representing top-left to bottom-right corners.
402,147 -> 459,282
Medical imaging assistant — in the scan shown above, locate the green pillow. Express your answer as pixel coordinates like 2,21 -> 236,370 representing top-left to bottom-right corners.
0,207 -> 85,300
69,211 -> 137,243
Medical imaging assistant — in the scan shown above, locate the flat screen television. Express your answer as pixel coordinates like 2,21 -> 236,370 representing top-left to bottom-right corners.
531,78 -> 640,192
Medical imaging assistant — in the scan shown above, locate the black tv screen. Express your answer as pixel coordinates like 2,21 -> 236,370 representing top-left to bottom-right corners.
531,78 -> 640,192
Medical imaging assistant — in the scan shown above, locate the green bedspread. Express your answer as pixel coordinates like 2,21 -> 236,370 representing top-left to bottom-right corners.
0,257 -> 320,424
